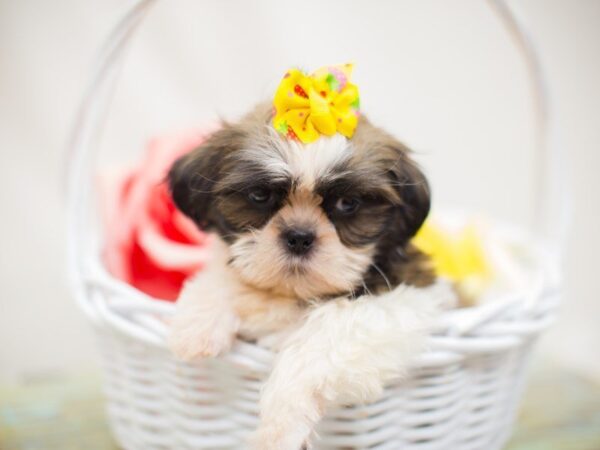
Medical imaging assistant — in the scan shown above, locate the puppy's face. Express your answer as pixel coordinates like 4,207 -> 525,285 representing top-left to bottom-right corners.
169,104 -> 430,300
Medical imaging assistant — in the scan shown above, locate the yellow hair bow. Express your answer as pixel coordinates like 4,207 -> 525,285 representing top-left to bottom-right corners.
273,64 -> 360,144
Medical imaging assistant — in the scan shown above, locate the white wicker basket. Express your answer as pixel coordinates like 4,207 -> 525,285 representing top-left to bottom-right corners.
67,1 -> 562,449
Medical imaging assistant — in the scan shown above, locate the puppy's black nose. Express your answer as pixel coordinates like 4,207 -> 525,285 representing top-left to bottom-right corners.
283,229 -> 315,255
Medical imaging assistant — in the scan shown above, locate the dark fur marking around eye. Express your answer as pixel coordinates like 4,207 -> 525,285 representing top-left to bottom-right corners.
316,168 -> 395,248
168,104 -> 291,238
215,161 -> 292,231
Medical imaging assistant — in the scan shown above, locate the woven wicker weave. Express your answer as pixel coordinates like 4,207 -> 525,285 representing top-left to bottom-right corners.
86,228 -> 558,450
67,1 -> 561,448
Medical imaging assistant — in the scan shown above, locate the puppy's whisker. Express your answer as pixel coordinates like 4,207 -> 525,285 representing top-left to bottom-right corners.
347,285 -> 358,300
213,185 -> 248,195
190,173 -> 220,185
219,232 -> 241,241
189,187 -> 215,195
371,263 -> 392,292
247,227 -> 261,239
360,280 -> 373,297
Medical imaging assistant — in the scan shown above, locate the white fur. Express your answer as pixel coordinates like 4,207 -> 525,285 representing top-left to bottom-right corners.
286,134 -> 351,189
168,239 -> 241,359
250,280 -> 455,450
240,129 -> 351,190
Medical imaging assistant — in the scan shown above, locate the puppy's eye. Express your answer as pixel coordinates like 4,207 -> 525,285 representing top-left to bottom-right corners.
248,187 -> 272,204
335,196 -> 360,214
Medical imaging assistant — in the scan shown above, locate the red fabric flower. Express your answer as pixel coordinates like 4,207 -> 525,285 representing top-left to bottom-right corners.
100,130 -> 214,301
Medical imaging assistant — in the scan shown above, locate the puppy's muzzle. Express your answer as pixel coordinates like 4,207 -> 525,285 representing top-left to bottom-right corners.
282,228 -> 315,256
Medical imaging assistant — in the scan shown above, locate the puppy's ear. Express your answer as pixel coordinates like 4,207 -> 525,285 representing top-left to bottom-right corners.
389,146 -> 431,244
168,126 -> 243,228
351,117 -> 431,245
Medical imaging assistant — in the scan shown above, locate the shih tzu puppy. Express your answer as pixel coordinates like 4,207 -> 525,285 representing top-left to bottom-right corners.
167,65 -> 455,450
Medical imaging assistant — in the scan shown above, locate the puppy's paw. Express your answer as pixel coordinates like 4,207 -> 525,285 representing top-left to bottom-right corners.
168,326 -> 233,361
168,313 -> 239,362
249,423 -> 311,450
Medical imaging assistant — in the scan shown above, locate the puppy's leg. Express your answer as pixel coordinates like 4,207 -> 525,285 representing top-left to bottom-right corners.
168,263 -> 241,361
251,281 -> 455,450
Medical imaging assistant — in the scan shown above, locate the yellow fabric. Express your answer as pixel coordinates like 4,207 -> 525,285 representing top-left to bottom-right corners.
273,64 -> 360,143
413,220 -> 492,285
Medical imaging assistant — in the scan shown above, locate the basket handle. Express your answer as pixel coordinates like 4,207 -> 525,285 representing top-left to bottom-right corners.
66,0 -> 157,310
486,0 -> 568,255
66,0 -> 566,310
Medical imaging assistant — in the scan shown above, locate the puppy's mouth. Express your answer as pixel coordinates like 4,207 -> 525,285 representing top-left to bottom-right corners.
282,254 -> 313,276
